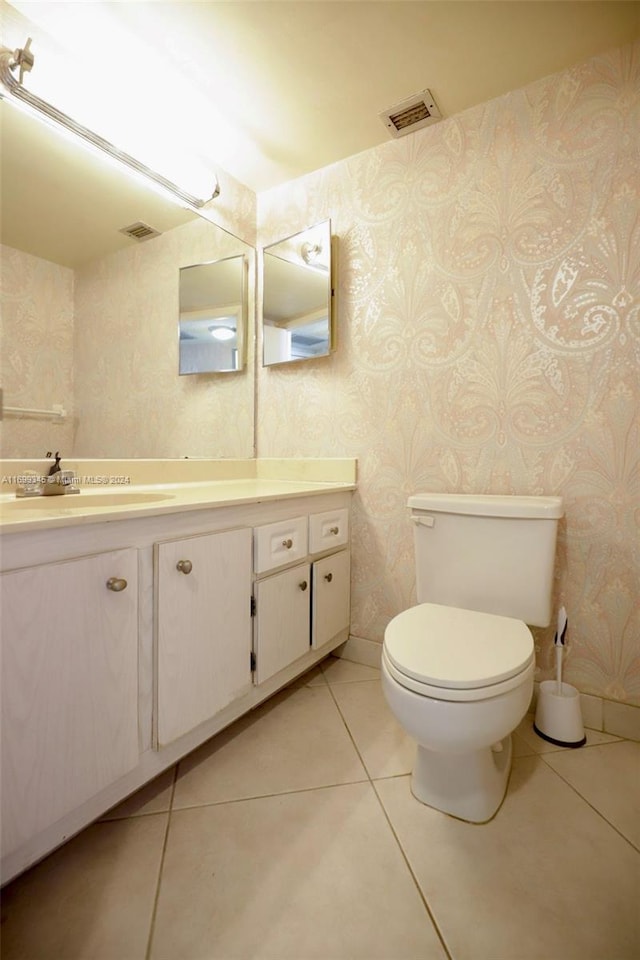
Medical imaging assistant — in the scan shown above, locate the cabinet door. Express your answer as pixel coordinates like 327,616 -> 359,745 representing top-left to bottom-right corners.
156,527 -> 252,746
254,562 -> 311,684
1,549 -> 139,858
312,550 -> 351,649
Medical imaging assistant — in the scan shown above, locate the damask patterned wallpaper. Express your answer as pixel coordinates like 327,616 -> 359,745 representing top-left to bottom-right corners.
257,43 -> 639,705
0,248 -> 75,458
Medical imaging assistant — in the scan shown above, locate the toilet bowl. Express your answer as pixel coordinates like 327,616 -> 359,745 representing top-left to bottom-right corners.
382,603 -> 534,822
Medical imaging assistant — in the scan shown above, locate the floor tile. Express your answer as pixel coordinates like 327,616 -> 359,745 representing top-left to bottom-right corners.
172,683 -> 367,809
376,758 -> 640,960
543,739 -> 640,847
321,655 -> 381,684
0,814 -> 167,960
102,767 -> 175,820
150,782 -> 447,960
301,664 -> 327,686
331,678 -> 415,778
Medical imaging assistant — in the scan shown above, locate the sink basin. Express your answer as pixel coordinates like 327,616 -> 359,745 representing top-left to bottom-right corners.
3,492 -> 174,509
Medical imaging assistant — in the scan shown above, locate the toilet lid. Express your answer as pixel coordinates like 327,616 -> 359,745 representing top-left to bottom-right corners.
384,603 -> 534,689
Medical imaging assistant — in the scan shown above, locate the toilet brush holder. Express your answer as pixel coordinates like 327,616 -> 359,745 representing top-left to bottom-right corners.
534,680 -> 586,748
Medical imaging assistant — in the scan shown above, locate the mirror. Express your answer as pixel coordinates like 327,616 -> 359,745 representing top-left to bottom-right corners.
0,99 -> 256,461
262,219 -> 334,366
179,255 -> 247,375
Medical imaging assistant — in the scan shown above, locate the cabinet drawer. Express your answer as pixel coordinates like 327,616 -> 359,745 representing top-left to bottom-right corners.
309,508 -> 349,554
254,516 -> 308,573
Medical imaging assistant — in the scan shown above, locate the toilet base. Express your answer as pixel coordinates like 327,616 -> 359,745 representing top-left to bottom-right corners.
411,735 -> 512,823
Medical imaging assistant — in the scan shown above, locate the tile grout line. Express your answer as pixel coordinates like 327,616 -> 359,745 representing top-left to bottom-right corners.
538,749 -> 640,854
325,678 -> 455,960
144,764 -> 179,960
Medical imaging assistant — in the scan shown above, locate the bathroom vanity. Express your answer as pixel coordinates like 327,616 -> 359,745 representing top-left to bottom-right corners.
0,460 -> 355,882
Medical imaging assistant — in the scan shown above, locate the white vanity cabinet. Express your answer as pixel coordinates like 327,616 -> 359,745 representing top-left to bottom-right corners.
0,484 -> 353,883
251,508 -> 350,683
0,548 -> 139,860
155,527 -> 253,745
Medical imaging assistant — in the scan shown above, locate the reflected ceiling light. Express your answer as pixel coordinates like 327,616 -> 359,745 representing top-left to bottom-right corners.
0,38 -> 220,210
209,325 -> 235,341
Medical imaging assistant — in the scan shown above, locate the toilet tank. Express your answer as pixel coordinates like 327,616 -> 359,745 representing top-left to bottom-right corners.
409,494 -> 563,627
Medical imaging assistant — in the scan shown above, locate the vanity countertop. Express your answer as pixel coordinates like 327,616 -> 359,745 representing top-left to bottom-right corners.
0,478 -> 356,534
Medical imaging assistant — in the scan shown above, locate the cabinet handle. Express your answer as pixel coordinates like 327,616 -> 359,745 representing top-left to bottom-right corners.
324,572 -> 333,582
176,559 -> 193,574
282,538 -> 293,549
106,577 -> 127,592
299,580 -> 308,591
329,526 -> 339,535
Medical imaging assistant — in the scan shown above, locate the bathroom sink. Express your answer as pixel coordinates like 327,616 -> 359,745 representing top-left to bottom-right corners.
4,492 -> 174,509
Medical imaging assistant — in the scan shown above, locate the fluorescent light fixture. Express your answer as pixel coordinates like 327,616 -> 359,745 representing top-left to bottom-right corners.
209,325 -> 235,342
0,39 -> 219,210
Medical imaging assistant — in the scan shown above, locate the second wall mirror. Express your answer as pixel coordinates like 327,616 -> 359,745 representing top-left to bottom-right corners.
179,254 -> 248,375
262,219 -> 335,366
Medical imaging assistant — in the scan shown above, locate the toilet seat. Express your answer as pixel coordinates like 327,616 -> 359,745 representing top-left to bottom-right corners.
383,603 -> 534,702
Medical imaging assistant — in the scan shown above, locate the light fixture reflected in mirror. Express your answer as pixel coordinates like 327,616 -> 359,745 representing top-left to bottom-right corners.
262,219 -> 335,366
209,325 -> 235,341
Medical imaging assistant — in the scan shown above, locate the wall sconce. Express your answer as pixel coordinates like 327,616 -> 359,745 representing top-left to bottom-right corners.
0,38 -> 219,210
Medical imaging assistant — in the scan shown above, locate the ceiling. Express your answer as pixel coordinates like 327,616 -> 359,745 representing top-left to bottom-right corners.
1,1 -> 638,265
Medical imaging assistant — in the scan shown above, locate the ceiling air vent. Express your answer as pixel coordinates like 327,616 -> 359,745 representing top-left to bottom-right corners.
119,221 -> 161,242
380,89 -> 442,138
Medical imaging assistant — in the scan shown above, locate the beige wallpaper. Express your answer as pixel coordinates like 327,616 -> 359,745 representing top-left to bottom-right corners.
73,214 -> 255,458
257,43 -> 640,706
0,247 -> 75,458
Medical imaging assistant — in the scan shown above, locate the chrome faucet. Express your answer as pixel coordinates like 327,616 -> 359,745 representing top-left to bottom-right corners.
15,452 -> 80,498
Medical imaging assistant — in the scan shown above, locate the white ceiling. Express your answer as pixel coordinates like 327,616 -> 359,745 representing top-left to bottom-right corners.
1,1 -> 638,265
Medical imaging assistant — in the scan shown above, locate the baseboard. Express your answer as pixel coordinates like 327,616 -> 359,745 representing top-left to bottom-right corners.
333,635 -> 382,670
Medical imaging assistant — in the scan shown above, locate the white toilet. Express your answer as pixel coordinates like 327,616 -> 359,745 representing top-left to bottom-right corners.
382,493 -> 563,823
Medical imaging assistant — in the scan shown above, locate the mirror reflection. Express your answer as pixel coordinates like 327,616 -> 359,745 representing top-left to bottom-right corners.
0,99 -> 256,461
262,219 -> 334,366
179,255 -> 247,375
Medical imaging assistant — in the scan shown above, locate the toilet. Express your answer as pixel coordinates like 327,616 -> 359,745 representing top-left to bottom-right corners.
382,493 -> 563,823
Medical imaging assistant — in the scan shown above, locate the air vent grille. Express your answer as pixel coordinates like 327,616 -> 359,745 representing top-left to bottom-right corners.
119,221 -> 161,242
380,89 -> 442,139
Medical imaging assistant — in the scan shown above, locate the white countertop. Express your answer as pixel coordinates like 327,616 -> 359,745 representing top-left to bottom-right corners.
0,478 -> 356,534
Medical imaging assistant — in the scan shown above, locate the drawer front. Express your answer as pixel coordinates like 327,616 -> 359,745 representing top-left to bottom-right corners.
309,508 -> 349,554
254,515 -> 308,573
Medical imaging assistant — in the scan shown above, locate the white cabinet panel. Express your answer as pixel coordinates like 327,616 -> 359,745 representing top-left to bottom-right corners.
253,516 -> 308,573
1,549 -> 139,858
254,562 -> 311,684
309,508 -> 349,554
155,526 -> 252,746
312,550 -> 351,649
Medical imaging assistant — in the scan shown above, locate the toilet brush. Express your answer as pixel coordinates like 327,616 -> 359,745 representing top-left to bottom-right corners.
534,606 -> 586,747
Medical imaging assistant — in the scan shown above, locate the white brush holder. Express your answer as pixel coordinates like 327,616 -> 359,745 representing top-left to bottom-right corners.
534,680 -> 586,748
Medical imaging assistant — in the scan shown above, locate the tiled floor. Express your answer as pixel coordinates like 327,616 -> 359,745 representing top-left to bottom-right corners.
1,657 -> 639,960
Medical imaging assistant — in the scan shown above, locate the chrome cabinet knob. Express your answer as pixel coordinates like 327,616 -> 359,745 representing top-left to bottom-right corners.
176,559 -> 193,574
282,538 -> 293,549
106,577 -> 127,592
299,580 -> 308,591
324,572 -> 333,582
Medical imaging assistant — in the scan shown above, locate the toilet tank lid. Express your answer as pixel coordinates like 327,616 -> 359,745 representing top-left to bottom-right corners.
408,493 -> 563,519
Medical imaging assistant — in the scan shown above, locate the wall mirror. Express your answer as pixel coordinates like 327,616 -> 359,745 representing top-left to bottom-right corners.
179,255 -> 248,375
0,96 -> 256,460
262,219 -> 334,366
